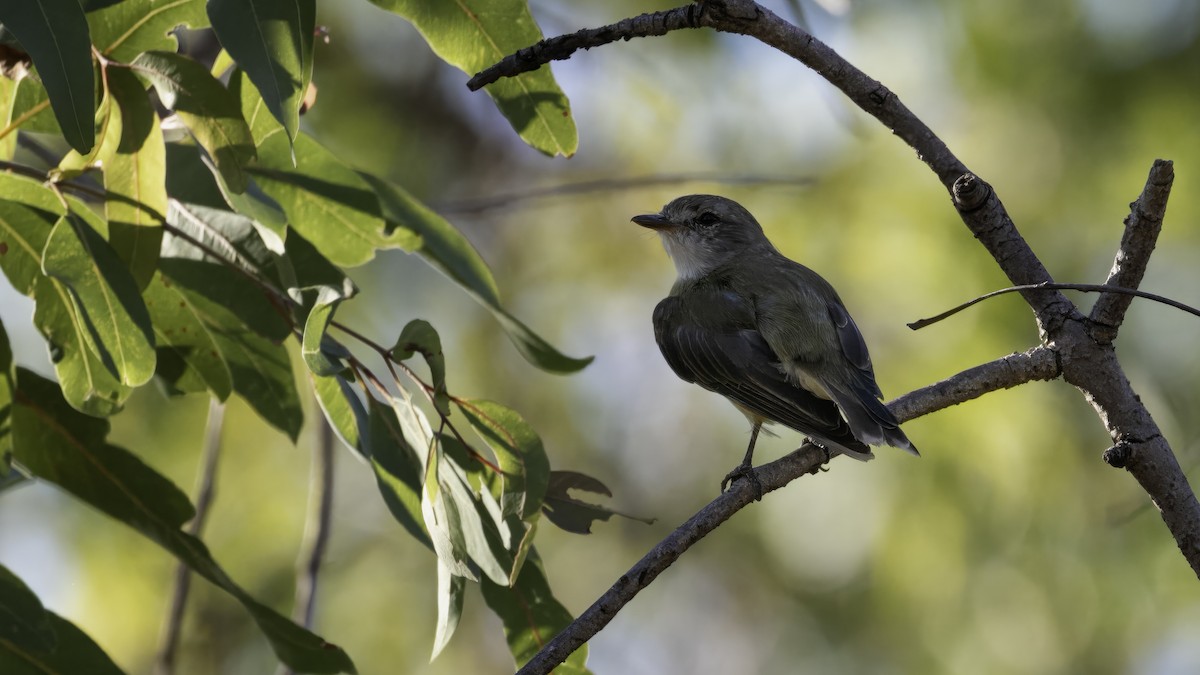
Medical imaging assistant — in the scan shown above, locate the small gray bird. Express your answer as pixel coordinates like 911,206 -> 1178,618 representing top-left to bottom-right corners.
633,194 -> 918,496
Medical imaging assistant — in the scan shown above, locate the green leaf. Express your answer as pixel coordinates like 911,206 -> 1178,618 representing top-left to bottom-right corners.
0,318 -> 12,475
104,67 -> 165,290
41,215 -> 157,387
311,372 -> 367,457
159,258 -> 301,439
366,0 -> 576,158
32,274 -> 131,416
11,369 -> 355,673
208,0 -> 314,147
422,448 -> 474,580
86,0 -> 210,63
144,271 -> 233,399
431,560 -> 465,661
163,200 -> 278,280
367,396 -> 431,547
0,0 -> 95,153
301,286 -> 346,376
0,563 -> 56,653
0,195 -> 59,296
390,319 -> 448,415
3,75 -> 60,136
480,551 -> 590,674
362,172 -> 593,374
456,399 -> 548,522
249,129 -> 420,267
132,51 -> 255,193
439,452 -> 513,585
55,79 -> 120,178
541,470 -> 652,535
0,608 -> 128,675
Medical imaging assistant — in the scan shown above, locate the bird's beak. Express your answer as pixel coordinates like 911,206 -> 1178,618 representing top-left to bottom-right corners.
632,213 -> 675,230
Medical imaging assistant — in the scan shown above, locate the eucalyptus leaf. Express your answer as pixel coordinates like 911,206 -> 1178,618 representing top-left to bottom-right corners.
431,560 -> 465,661
0,603 -> 127,675
87,0 -> 209,63
0,318 -> 12,475
312,372 -> 368,458
0,563 -> 55,654
390,319 -> 448,415
301,286 -> 346,376
144,272 -> 233,399
0,0 -> 94,153
0,196 -> 58,296
367,396 -> 431,547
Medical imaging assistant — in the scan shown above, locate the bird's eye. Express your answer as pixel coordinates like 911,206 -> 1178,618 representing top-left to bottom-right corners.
696,212 -> 719,226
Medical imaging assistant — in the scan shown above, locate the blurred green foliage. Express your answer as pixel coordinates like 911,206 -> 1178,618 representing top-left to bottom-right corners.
2,0 -> 1200,673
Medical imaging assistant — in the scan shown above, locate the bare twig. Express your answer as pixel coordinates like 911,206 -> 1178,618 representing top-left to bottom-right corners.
154,399 -> 225,675
907,282 -> 1200,330
1091,160 -> 1175,334
279,415 -> 337,675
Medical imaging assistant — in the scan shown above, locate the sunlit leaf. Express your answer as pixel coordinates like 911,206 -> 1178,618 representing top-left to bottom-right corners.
0,0 -> 94,153
456,399 -> 548,523
104,67 -> 165,290
439,452 -> 513,585
480,551 -> 590,674
367,396 -> 430,547
11,369 -> 355,673
390,319 -> 448,415
312,372 -> 368,458
208,0 -> 314,148
301,286 -> 346,376
3,76 -> 60,138
132,51 -> 255,193
0,318 -> 12,475
362,173 -> 593,373
366,0 -> 576,158
55,82 -> 119,178
0,193 -> 59,296
431,560 -> 465,661
86,0 -> 210,63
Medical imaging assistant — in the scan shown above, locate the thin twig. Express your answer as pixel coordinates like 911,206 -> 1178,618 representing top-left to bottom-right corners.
908,283 -> 1200,331
154,399 -> 225,675
279,415 -> 337,675
435,173 -> 811,216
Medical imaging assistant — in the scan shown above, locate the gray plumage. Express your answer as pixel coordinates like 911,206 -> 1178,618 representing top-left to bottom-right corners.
634,194 -> 918,469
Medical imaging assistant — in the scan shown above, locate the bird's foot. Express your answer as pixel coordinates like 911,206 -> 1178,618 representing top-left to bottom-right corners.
721,462 -> 763,501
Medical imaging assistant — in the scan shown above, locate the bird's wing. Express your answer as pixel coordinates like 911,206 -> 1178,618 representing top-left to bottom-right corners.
653,291 -> 866,451
826,300 -> 884,399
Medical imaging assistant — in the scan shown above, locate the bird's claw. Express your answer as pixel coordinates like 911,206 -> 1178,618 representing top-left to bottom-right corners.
721,462 -> 763,501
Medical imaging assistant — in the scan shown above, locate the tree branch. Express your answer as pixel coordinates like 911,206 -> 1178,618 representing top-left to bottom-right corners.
517,349 -> 1061,674
1090,159 -> 1175,335
154,399 -> 225,675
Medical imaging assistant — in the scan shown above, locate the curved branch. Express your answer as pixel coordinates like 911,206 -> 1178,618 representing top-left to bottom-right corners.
517,349 -> 1061,675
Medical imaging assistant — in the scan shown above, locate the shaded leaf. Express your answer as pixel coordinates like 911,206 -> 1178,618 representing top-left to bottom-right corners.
0,605 -> 127,675
390,319 -> 448,415
0,563 -> 56,653
3,75 -> 60,137
132,51 -> 255,193
541,470 -> 652,535
164,200 -> 277,279
208,0 -> 314,147
11,369 -> 355,673
456,399 -> 548,524
367,0 -> 576,157
54,81 -> 119,179
0,0 -> 94,153
480,551 -> 590,674
0,317 -> 12,475
311,372 -> 367,458
156,256 -> 288,341
103,67 -> 165,290
41,215 -> 156,387
431,560 -> 465,661
362,172 -> 593,374
0,191 -> 59,296
86,0 -> 209,63
439,452 -> 513,585
144,272 -> 233,399
301,286 -> 346,376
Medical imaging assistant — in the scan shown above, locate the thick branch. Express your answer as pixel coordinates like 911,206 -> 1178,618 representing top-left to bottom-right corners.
1090,160 -> 1175,335
518,350 -> 1060,674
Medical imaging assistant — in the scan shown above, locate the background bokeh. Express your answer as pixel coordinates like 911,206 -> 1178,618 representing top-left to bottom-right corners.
3,0 -> 1200,673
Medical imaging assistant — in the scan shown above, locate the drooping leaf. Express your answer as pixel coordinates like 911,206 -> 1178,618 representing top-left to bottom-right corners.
0,0 -> 94,153
103,67 -> 165,290
163,200 -> 278,279
301,285 -> 346,376
439,452 -> 514,586
367,396 -> 430,547
144,272 -> 233,399
0,318 -> 13,475
390,319 -> 448,415
212,327 -> 303,441
422,445 -> 475,580
11,369 -> 355,673
156,256 -> 289,341
311,372 -> 368,458
362,173 -> 593,374
541,470 -> 652,535
480,551 -> 590,674
86,0 -> 210,63
208,0 -> 315,148
41,215 -> 157,387
32,274 -> 131,416
366,0 -> 576,158
55,80 -> 119,179
431,560 -> 465,661
132,51 -> 255,193
456,399 -> 548,523
0,563 -> 55,654
0,608 -> 128,675
0,190 -> 60,296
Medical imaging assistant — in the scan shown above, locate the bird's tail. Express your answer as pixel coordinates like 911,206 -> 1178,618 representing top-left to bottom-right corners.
828,383 -> 920,456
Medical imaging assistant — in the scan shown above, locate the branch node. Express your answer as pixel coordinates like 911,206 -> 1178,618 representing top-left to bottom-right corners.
952,173 -> 990,212
1103,442 -> 1133,468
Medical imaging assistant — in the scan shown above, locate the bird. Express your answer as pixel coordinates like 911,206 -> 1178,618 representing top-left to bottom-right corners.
632,194 -> 918,498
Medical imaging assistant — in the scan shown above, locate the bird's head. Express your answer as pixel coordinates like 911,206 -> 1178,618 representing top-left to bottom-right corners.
632,194 -> 771,280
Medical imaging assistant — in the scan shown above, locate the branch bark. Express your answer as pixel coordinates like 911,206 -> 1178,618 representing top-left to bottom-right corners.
470,1 -> 1200,672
